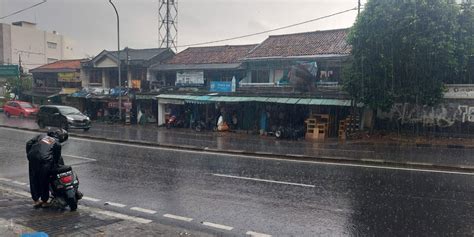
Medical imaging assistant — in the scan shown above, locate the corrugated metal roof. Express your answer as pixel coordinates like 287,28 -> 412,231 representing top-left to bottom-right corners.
156,94 -> 353,106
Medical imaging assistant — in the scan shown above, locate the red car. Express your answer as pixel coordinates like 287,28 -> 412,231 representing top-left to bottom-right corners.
3,101 -> 39,118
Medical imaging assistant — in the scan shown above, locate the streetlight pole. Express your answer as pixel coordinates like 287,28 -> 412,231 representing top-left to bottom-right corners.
109,0 -> 122,121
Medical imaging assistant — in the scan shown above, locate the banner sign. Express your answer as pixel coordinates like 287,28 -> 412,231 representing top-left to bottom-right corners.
444,85 -> 474,99
210,81 -> 232,92
176,71 -> 204,86
0,65 -> 19,77
58,72 -> 81,82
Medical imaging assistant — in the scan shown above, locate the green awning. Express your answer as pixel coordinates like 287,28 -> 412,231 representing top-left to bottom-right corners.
156,94 -> 354,107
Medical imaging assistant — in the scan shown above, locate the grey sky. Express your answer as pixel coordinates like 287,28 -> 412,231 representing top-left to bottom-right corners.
0,0 -> 365,57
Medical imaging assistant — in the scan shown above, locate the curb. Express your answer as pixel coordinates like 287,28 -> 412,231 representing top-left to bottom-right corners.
349,141 -> 474,150
2,124 -> 474,173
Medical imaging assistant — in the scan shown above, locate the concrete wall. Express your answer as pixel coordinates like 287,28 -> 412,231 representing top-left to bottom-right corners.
0,22 -> 78,71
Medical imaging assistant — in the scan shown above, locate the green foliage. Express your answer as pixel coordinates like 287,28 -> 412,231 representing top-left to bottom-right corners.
5,74 -> 32,100
344,0 -> 467,111
455,3 -> 474,83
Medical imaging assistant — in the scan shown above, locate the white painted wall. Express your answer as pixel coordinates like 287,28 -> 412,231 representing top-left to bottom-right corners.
0,22 -> 79,71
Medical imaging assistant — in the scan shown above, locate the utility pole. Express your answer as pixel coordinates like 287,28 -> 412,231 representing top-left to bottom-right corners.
358,0 -> 361,16
158,0 -> 178,52
109,0 -> 122,121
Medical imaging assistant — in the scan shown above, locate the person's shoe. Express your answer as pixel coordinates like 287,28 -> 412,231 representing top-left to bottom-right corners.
33,201 -> 43,208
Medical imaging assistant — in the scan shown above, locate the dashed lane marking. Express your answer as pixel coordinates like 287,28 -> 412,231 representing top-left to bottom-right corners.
130,207 -> 157,214
212,174 -> 315,188
11,181 -> 27,186
78,206 -> 153,224
0,185 -> 153,224
0,178 -> 12,182
104,201 -> 127,208
163,214 -> 193,222
246,231 -> 272,237
82,196 -> 101,202
202,221 -> 234,231
63,154 -> 97,162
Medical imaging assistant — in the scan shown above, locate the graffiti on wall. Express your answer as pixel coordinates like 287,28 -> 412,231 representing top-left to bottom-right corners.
378,103 -> 474,127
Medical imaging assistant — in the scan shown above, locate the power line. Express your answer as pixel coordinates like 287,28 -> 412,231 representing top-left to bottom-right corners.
178,7 -> 358,48
0,0 -> 47,20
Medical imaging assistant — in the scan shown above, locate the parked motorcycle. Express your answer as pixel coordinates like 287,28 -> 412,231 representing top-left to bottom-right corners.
166,115 -> 185,129
275,125 -> 306,140
49,165 -> 82,211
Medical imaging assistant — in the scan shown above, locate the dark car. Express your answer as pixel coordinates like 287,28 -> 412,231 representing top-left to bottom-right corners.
37,105 -> 91,131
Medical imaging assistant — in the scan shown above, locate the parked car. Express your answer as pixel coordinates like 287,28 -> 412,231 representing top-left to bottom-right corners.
3,100 -> 39,118
37,105 -> 91,131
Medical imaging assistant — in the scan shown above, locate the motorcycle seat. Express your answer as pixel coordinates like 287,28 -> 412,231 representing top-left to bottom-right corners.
53,165 -> 72,174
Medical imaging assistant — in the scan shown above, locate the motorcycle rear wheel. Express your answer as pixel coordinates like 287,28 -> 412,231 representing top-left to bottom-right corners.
66,197 -> 77,211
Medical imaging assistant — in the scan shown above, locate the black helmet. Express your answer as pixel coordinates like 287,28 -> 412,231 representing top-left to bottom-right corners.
47,127 -> 68,143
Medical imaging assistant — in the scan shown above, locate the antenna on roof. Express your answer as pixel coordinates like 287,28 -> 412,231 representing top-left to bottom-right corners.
158,0 -> 178,52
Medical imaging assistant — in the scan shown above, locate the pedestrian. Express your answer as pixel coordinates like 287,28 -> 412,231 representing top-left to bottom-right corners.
26,128 -> 68,208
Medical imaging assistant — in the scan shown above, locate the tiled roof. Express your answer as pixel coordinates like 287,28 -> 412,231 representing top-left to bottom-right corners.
108,48 -> 170,61
245,28 -> 351,59
166,44 -> 258,65
30,59 -> 82,72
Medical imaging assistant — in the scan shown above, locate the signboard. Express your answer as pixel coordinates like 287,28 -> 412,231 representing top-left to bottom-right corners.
58,72 -> 81,82
210,81 -> 232,92
0,65 -> 19,77
176,71 -> 204,86
131,80 -> 141,89
444,85 -> 474,99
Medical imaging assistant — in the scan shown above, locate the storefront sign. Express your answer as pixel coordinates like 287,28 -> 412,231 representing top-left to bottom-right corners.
210,81 -> 232,92
108,101 -> 132,109
444,85 -> 474,99
58,72 -> 81,82
176,71 -> 204,86
0,65 -> 19,77
131,80 -> 141,89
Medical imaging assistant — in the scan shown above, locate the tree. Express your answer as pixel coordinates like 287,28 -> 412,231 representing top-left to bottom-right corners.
5,74 -> 32,100
455,3 -> 474,84
344,0 -> 460,111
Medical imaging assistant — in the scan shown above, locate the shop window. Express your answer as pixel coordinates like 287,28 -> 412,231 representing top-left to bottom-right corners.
90,70 -> 102,84
132,69 -> 147,81
251,70 -> 270,83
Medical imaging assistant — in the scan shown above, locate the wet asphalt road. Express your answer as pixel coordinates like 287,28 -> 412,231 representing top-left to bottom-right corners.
1,127 -> 474,236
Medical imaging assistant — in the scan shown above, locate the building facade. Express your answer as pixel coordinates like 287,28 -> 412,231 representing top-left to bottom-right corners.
0,21 -> 77,71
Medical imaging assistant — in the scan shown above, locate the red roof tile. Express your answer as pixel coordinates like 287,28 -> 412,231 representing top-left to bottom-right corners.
166,45 -> 258,65
31,59 -> 83,72
245,29 -> 351,59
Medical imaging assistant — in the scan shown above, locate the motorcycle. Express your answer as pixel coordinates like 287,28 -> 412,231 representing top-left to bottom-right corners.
166,115 -> 184,129
275,125 -> 306,140
49,165 -> 82,211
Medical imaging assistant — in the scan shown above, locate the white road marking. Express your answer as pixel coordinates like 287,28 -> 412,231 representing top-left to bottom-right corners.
105,201 -> 126,208
130,207 -> 157,214
63,154 -> 97,162
202,222 -> 234,231
82,196 -> 101,202
212,174 -> 315,188
80,206 -> 153,224
11,181 -> 27,186
2,127 -> 474,176
0,185 -> 152,224
0,178 -> 12,182
246,231 -> 272,237
163,214 -> 193,222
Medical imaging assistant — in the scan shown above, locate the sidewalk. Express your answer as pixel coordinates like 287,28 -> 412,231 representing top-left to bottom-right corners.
0,185 -> 214,237
1,115 -> 473,171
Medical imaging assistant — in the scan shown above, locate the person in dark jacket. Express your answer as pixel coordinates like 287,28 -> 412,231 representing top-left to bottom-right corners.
26,128 -> 67,207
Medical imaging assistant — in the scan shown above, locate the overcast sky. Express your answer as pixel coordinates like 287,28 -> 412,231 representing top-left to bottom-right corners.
0,0 -> 366,57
